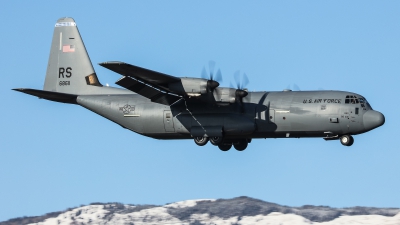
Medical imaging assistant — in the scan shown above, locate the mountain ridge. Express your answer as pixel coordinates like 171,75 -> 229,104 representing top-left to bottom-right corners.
2,196 -> 399,225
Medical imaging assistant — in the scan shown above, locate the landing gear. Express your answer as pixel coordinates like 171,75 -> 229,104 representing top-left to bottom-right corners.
210,136 -> 224,146
234,141 -> 248,151
218,144 -> 232,151
194,137 -> 251,151
340,135 -> 354,146
194,137 -> 209,146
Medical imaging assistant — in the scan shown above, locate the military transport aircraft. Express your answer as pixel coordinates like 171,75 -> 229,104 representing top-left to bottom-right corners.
14,18 -> 385,151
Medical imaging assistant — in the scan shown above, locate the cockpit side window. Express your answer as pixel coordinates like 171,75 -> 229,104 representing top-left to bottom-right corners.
359,96 -> 372,110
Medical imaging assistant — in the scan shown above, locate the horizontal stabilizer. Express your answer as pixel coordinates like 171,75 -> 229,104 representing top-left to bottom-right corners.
13,88 -> 77,104
99,61 -> 180,92
116,76 -> 181,105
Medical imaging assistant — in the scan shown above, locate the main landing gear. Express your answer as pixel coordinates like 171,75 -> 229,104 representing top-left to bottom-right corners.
194,136 -> 209,146
194,136 -> 223,146
340,135 -> 354,146
194,137 -> 250,151
210,136 -> 224,146
218,139 -> 249,151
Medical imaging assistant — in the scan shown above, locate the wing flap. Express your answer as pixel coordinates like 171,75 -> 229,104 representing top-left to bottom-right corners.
116,76 -> 181,105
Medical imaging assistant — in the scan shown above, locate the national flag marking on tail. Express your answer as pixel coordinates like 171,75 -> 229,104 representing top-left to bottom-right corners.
63,45 -> 75,53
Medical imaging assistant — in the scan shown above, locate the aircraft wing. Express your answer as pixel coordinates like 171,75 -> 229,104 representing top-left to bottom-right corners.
99,61 -> 182,105
115,76 -> 181,105
99,61 -> 180,92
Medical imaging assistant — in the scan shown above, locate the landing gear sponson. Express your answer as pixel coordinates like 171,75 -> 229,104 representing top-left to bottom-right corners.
197,134 -> 355,150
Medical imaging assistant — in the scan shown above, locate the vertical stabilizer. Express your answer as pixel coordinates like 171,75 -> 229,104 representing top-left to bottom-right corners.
44,17 -> 102,95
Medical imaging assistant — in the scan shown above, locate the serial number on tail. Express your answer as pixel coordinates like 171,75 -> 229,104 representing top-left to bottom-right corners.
59,81 -> 70,86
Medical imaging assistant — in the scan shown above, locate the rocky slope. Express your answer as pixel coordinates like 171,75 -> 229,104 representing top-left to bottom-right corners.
1,196 -> 399,225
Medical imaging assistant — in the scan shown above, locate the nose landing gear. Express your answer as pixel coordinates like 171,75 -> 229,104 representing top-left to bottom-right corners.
340,135 -> 354,146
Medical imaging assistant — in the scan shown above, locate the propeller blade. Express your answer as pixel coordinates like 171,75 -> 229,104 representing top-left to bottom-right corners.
242,73 -> 249,89
201,66 -> 208,79
209,60 -> 216,80
214,69 -> 223,83
234,70 -> 241,89
292,84 -> 300,91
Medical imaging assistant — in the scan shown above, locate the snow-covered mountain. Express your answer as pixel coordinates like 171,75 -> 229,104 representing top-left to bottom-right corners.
2,197 -> 400,225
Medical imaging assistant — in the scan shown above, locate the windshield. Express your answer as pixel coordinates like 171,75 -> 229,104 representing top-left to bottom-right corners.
345,95 -> 372,110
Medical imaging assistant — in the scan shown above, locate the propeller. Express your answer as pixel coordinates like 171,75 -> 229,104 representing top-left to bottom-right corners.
232,70 -> 249,98
201,60 -> 222,91
286,84 -> 301,91
231,70 -> 250,112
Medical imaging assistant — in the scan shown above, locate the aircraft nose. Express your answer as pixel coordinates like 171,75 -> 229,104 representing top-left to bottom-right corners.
363,110 -> 385,131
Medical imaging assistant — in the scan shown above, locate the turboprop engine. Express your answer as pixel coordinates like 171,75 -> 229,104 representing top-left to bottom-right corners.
168,77 -> 219,97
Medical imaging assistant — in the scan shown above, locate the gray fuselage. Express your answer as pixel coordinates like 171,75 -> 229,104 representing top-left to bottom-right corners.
77,90 -> 384,140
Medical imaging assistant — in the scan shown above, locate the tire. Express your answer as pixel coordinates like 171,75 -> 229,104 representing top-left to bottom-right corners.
234,141 -> 248,151
340,135 -> 354,146
194,137 -> 209,146
210,136 -> 224,146
348,135 -> 354,146
218,144 -> 232,151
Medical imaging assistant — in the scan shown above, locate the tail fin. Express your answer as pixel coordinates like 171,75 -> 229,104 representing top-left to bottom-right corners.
43,17 -> 102,94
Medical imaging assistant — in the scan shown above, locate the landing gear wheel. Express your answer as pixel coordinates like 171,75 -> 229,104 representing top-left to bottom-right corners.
194,137 -> 209,146
210,136 -> 224,146
218,144 -> 232,151
234,141 -> 248,151
348,136 -> 354,146
340,135 -> 354,146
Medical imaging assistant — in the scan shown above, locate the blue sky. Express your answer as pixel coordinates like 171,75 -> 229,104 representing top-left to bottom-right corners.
1,1 -> 400,221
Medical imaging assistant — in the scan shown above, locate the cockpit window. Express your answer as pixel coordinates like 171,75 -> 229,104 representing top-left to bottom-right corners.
345,95 -> 372,110
345,95 -> 358,104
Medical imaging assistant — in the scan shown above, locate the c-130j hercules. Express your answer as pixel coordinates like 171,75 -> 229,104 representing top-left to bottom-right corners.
14,18 -> 385,151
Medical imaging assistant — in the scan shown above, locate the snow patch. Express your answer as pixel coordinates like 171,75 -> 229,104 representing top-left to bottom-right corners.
23,201 -> 400,225
165,199 -> 216,208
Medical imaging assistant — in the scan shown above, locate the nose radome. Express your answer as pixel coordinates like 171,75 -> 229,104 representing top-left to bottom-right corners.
363,110 -> 385,131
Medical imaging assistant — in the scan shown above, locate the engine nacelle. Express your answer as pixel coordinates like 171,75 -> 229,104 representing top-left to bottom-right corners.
213,87 -> 236,104
169,78 -> 208,97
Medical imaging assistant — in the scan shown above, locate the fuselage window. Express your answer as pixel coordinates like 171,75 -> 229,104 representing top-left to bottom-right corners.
355,108 -> 359,115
